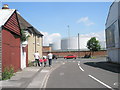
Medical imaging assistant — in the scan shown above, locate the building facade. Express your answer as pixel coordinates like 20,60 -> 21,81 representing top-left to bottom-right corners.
0,8 -> 21,72
105,1 -> 120,64
17,13 -> 43,63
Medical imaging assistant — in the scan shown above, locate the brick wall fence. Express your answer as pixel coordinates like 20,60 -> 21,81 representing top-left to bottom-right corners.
43,50 -> 107,58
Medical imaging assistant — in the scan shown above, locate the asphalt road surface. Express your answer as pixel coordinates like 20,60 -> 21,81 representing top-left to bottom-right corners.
44,57 -> 119,90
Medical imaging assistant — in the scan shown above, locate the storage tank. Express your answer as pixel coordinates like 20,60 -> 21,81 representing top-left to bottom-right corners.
61,38 -> 69,50
52,39 -> 61,51
61,36 -> 91,51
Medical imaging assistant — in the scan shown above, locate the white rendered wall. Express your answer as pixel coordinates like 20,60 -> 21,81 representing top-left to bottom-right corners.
106,1 -> 120,64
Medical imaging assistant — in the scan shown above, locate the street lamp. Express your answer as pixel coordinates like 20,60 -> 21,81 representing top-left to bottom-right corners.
67,25 -> 70,52
78,33 -> 80,58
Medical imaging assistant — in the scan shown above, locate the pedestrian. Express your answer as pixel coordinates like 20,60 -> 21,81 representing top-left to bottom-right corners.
43,56 -> 47,67
47,52 -> 53,67
39,58 -> 43,67
34,51 -> 40,67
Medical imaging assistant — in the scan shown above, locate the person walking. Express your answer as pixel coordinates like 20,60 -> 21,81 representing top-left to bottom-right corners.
39,58 -> 43,67
34,51 -> 40,67
43,56 -> 47,67
47,52 -> 53,67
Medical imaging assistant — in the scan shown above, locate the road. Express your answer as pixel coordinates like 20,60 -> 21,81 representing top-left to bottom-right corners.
43,57 -> 119,89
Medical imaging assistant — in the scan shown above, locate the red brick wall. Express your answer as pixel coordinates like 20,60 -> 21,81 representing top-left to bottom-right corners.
2,29 -> 21,72
2,11 -> 21,72
43,50 -> 107,57
43,46 -> 52,52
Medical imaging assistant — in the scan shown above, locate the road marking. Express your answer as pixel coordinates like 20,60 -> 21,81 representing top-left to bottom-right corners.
78,61 -> 84,72
88,75 -> 114,90
63,62 -> 65,64
79,66 -> 84,72
42,64 -> 62,88
60,72 -> 64,76
113,82 -> 118,86
41,70 -> 49,73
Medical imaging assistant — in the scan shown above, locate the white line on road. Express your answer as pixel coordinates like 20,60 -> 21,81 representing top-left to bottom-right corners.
88,75 -> 114,90
113,82 -> 118,86
63,62 -> 65,64
79,66 -> 84,72
41,70 -> 49,73
78,61 -> 84,72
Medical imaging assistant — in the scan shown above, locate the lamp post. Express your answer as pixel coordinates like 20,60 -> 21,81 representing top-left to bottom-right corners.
78,33 -> 80,58
67,25 -> 70,52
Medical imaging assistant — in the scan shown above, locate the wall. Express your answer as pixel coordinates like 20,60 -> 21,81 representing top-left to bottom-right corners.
106,1 -> 120,64
43,46 -> 52,52
28,34 -> 43,63
2,29 -> 20,72
28,33 -> 35,62
43,50 -> 107,58
2,11 -> 21,72
36,36 -> 43,58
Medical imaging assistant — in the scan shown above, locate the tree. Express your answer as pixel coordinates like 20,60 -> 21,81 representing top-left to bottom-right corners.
20,29 -> 30,42
87,37 -> 101,56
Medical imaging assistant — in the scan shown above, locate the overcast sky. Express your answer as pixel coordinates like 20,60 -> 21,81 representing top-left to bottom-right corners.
1,1 -> 112,45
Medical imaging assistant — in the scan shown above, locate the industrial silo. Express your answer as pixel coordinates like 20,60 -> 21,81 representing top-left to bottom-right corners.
61,38 -> 69,50
52,39 -> 61,51
61,36 -> 91,51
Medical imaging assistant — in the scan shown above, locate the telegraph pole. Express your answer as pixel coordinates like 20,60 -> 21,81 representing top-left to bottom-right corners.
78,33 -> 80,58
67,25 -> 70,52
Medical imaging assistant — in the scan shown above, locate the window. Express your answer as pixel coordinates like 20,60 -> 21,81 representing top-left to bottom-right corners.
106,22 -> 116,48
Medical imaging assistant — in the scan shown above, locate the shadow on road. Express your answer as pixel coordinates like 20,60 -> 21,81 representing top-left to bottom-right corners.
84,61 -> 120,73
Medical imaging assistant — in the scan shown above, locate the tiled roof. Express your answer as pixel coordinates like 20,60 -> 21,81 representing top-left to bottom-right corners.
0,9 -> 15,27
17,13 -> 43,37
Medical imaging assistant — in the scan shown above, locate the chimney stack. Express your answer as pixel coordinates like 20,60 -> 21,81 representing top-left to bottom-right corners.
2,4 -> 9,9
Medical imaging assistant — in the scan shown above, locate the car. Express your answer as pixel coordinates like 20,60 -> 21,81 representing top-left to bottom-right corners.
64,55 -> 76,59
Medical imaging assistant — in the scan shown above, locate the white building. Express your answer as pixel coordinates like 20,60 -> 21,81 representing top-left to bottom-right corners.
105,0 -> 120,63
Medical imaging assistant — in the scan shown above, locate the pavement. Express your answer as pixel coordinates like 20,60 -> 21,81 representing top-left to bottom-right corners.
0,61 -> 63,89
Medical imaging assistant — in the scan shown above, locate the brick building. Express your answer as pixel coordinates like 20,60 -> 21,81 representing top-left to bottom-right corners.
17,11 -> 43,64
0,5 -> 21,72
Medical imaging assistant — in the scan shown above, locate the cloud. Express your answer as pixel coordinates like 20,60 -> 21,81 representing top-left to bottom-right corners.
80,30 -> 105,41
41,31 -> 61,46
77,17 -> 95,26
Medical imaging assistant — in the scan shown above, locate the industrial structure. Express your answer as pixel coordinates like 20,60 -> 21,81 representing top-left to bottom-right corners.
50,36 -> 106,51
105,0 -> 120,64
61,36 -> 91,51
